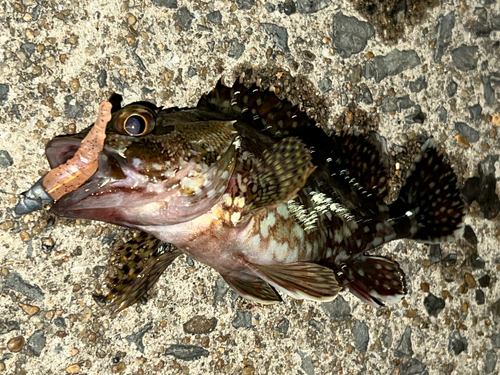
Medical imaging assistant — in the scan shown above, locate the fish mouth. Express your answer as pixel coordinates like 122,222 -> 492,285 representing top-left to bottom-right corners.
46,134 -> 150,226
46,136 -> 135,225
48,137 -> 237,228
14,136 -> 88,215
45,135 -> 86,169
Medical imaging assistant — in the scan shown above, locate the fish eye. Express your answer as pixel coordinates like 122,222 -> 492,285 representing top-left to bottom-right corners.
111,104 -> 157,137
124,114 -> 148,136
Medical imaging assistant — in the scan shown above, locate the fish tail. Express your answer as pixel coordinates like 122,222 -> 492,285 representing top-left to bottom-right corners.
391,138 -> 466,243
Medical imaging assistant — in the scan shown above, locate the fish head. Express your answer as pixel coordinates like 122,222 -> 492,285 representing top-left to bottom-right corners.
48,98 -> 238,227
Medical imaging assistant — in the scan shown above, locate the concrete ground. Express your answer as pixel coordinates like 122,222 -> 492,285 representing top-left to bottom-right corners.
0,0 -> 499,374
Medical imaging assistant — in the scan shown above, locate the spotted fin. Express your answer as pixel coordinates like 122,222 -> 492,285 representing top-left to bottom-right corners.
197,79 -> 314,135
391,138 -> 466,243
105,231 -> 181,312
251,262 -> 340,302
244,137 -> 315,214
326,131 -> 391,219
335,132 -> 390,199
343,255 -> 407,308
223,272 -> 282,304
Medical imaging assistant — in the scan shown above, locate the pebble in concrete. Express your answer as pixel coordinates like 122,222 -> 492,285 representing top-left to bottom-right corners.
0,150 -> 13,168
296,0 -> 331,14
331,12 -> 374,58
352,319 -> 369,352
434,12 -> 455,62
27,330 -> 46,357
261,23 -> 289,52
395,326 -> 413,357
321,295 -> 351,320
424,293 -> 445,317
455,122 -> 479,143
365,50 -> 420,83
4,272 -> 44,301
451,45 -> 479,71
164,344 -> 209,361
232,310 -> 253,328
484,349 -> 497,374
448,331 -> 468,355
125,322 -> 153,353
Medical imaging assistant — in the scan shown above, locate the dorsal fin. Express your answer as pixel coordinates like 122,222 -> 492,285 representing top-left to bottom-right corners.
197,79 -> 315,137
326,131 -> 392,218
332,131 -> 390,200
198,77 -> 391,220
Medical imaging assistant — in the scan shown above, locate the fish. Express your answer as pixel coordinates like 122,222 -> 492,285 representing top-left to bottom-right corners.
15,76 -> 466,311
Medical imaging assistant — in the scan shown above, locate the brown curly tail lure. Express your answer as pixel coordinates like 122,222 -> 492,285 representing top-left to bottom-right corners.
14,101 -> 111,215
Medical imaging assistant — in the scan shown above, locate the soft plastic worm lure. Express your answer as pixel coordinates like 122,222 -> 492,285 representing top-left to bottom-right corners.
14,101 -> 111,214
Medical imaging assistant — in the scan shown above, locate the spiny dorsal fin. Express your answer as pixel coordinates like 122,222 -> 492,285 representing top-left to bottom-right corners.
198,79 -> 315,136
251,262 -> 341,302
105,231 -> 181,313
222,272 -> 282,305
244,137 -> 315,214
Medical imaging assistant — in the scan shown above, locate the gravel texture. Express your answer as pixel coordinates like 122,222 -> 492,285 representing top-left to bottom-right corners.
1,0 -> 499,374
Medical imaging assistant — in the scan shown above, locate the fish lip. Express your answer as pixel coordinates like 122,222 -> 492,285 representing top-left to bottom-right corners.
46,132 -> 127,214
51,174 -> 105,215
50,148 -> 126,219
45,135 -> 85,169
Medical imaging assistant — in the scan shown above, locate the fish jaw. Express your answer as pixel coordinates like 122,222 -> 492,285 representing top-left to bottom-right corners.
51,143 -> 237,227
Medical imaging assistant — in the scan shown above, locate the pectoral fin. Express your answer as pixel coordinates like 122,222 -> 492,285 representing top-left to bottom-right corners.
105,231 -> 181,312
223,272 -> 282,304
245,137 -> 315,214
251,262 -> 340,302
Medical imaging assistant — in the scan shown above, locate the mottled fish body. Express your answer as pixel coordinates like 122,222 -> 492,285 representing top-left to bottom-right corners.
22,78 -> 465,310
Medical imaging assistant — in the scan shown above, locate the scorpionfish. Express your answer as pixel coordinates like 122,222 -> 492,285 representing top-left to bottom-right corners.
19,77 -> 466,311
